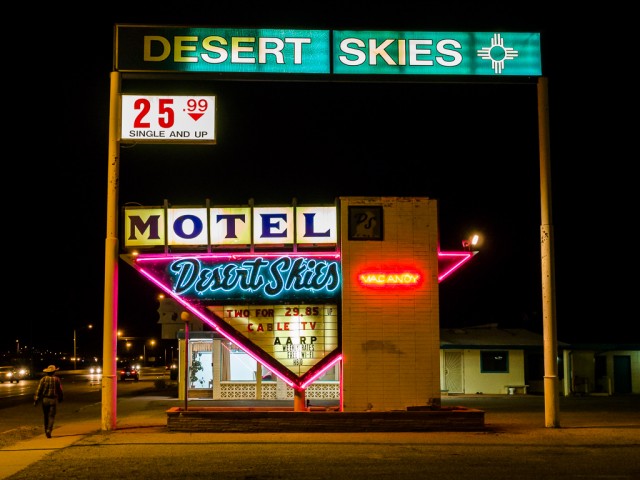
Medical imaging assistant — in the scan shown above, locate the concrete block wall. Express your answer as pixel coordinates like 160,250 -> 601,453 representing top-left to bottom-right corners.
340,197 -> 441,411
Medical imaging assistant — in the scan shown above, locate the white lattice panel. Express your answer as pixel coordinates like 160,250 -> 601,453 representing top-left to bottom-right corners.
218,382 -> 339,400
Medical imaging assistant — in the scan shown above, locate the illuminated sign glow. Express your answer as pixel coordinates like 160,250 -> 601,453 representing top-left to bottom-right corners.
133,252 -> 341,302
333,31 -> 541,76
120,95 -> 216,144
116,25 -> 542,77
358,271 -> 422,287
124,204 -> 337,248
116,27 -> 331,73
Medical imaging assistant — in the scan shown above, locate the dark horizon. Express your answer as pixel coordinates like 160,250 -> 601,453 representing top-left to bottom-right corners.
9,5 -> 631,354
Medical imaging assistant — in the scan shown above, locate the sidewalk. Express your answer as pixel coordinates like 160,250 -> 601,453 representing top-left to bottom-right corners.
0,395 -> 170,479
2,394 -> 639,479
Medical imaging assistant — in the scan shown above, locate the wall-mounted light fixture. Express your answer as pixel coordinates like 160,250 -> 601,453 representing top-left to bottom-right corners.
462,234 -> 480,251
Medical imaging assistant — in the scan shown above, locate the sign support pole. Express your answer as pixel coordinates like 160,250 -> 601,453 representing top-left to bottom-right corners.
181,312 -> 191,412
102,71 -> 121,431
294,389 -> 306,412
538,76 -> 560,427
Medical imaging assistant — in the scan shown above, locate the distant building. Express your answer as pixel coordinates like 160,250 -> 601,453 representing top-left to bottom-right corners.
440,324 -> 640,395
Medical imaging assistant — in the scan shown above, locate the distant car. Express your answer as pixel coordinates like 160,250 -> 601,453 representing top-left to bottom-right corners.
0,366 -> 20,383
119,365 -> 139,381
89,365 -> 102,375
166,363 -> 178,380
15,366 -> 31,379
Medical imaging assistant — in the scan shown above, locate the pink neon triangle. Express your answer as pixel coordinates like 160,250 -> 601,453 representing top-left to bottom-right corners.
121,254 -> 341,389
438,250 -> 477,282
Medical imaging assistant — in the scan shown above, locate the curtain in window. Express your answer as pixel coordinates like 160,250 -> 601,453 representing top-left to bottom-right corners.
221,342 -> 231,381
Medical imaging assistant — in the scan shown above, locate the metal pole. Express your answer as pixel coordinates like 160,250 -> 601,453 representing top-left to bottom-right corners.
102,71 -> 121,431
294,388 -> 306,411
73,329 -> 77,370
181,312 -> 190,411
538,76 -> 560,427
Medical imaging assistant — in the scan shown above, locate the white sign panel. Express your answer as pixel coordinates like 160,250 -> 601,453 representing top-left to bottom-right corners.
123,204 -> 338,248
120,95 -> 216,144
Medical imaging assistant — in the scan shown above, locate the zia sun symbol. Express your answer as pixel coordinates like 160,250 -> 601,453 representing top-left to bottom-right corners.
477,33 -> 519,74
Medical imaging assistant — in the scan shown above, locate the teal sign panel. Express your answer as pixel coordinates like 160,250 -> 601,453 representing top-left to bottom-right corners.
333,31 -> 541,76
115,26 -> 331,73
115,26 -> 541,77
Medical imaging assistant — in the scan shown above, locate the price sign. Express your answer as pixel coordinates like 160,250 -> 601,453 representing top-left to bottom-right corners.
210,304 -> 339,376
120,95 -> 216,144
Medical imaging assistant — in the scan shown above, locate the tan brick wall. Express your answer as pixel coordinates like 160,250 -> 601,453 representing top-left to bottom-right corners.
340,197 -> 441,411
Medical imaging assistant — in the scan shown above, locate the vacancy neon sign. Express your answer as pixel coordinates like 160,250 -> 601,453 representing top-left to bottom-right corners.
359,271 -> 421,287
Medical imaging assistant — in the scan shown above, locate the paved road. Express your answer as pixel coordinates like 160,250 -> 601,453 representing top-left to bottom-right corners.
1,393 -> 639,479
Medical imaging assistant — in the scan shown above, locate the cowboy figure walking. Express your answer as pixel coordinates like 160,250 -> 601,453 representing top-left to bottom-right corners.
34,365 -> 64,438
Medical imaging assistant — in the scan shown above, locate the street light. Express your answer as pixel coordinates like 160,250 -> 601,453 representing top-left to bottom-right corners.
143,339 -> 156,365
117,330 -> 129,362
142,339 -> 156,365
74,324 -> 93,370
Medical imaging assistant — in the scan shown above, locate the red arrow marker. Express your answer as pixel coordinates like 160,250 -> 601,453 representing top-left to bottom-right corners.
188,113 -> 204,121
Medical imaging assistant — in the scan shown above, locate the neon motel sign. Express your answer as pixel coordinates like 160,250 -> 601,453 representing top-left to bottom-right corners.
122,203 -> 474,387
124,205 -> 338,248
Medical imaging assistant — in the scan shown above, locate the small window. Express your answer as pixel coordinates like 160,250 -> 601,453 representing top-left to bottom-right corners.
480,350 -> 509,373
348,206 -> 383,240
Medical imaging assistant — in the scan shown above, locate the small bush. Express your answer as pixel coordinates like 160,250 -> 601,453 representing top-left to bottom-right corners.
154,379 -> 168,390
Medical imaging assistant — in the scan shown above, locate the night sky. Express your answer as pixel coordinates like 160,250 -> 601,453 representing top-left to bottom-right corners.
9,4 -> 633,359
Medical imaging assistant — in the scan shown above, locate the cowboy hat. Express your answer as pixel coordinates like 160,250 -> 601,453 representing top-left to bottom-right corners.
43,365 -> 59,373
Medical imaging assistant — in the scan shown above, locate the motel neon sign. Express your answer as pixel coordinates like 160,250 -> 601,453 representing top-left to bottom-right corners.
121,201 -> 474,387
124,204 -> 337,249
